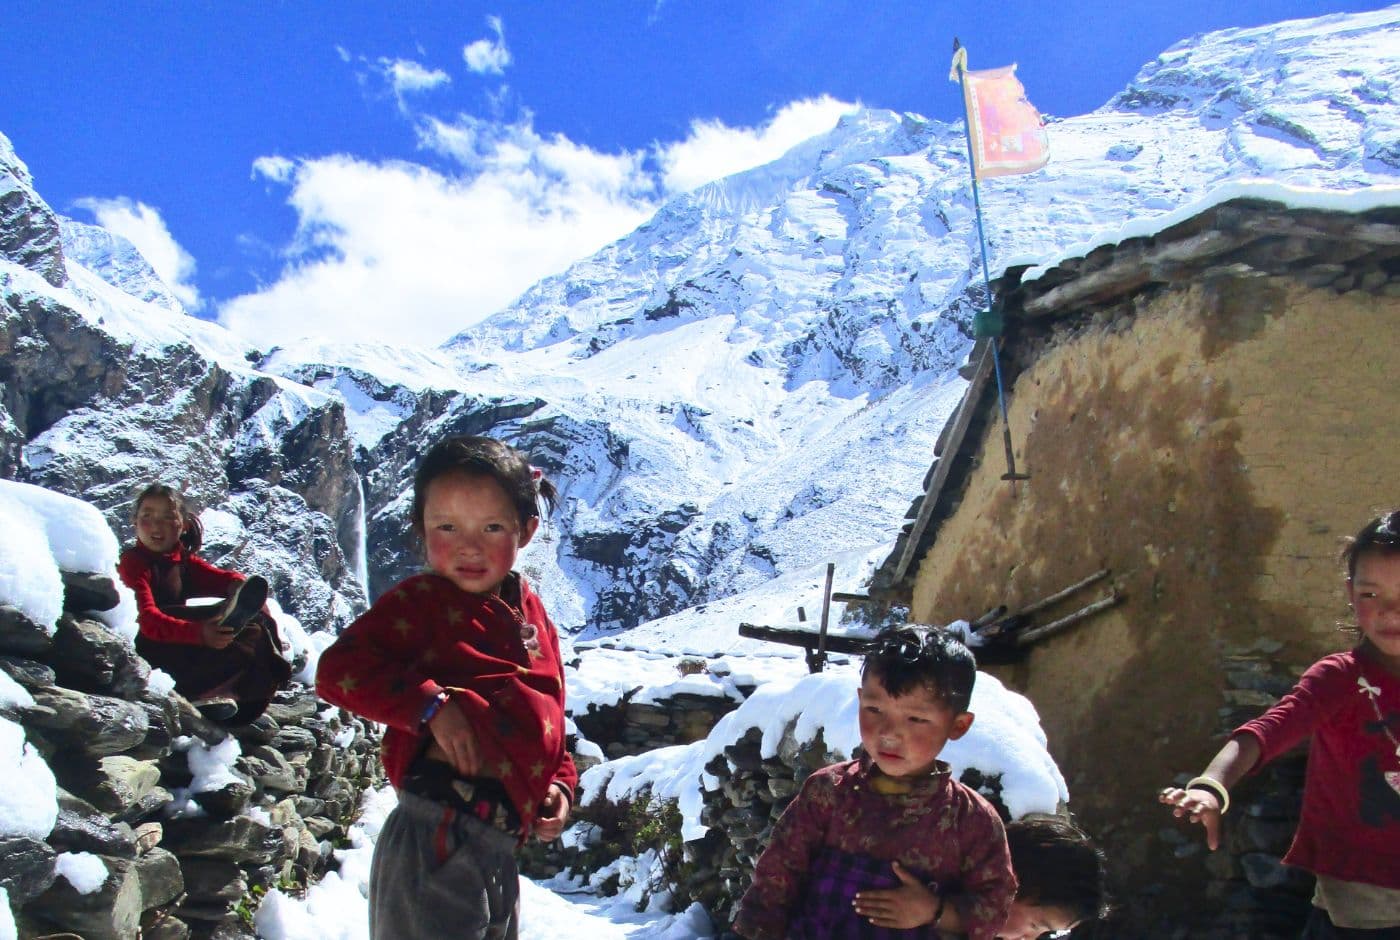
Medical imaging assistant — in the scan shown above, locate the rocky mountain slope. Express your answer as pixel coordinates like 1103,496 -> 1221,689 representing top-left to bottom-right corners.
3,6 -> 1398,642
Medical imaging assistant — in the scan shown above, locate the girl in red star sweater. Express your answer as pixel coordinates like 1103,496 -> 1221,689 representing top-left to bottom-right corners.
316,436 -> 577,940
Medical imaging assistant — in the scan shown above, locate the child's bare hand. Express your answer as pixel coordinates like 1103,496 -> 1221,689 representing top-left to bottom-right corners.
852,861 -> 939,930
533,783 -> 570,842
201,618 -> 237,649
426,700 -> 481,776
1159,785 -> 1224,850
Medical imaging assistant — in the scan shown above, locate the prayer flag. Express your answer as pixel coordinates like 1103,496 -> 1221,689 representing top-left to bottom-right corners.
950,49 -> 1049,179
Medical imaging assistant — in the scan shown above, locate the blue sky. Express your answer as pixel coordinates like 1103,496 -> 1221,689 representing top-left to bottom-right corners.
4,1 -> 1390,346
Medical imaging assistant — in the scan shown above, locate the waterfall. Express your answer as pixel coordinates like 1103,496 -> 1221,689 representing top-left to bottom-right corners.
352,474 -> 369,594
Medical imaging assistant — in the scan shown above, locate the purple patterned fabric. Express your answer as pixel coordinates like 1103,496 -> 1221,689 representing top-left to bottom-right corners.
788,847 -> 941,939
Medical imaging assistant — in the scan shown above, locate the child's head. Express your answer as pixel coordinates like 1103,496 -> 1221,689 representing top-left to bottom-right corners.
858,626 -> 976,779
411,436 -> 557,596
997,816 -> 1109,940
132,483 -> 193,554
1343,509 -> 1400,667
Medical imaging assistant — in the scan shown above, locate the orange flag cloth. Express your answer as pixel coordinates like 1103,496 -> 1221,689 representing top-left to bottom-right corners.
951,50 -> 1049,179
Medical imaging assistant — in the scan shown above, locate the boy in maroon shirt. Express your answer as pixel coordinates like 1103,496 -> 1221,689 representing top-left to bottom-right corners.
734,626 -> 1015,939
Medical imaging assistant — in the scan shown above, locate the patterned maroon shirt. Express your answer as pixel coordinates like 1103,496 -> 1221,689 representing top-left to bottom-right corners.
733,756 -> 1015,940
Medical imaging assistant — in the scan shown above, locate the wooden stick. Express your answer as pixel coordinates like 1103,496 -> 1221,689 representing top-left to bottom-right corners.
831,591 -> 872,604
1014,592 -> 1121,647
1016,569 -> 1110,618
737,622 -> 872,655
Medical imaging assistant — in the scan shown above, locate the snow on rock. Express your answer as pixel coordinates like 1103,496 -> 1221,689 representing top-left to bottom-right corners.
0,478 -> 120,630
0,716 -> 58,841
0,887 -> 15,940
54,852 -> 108,895
0,670 -> 34,710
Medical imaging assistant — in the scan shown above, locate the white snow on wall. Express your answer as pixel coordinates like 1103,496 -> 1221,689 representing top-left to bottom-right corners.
55,852 -> 109,894
0,717 -> 58,840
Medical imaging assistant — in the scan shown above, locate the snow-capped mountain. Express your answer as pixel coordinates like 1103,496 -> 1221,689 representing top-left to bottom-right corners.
3,6 -> 1397,642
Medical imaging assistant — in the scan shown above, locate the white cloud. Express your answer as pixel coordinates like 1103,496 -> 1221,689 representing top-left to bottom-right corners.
223,95 -> 862,350
382,58 -> 450,95
463,16 -> 511,75
73,197 -> 201,309
222,119 -> 655,349
252,156 -> 295,184
656,95 -> 859,194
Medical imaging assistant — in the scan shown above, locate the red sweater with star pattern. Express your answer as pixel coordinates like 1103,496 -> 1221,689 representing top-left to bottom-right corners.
315,572 -> 577,831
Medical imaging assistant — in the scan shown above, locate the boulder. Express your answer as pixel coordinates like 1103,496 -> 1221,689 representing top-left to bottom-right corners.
55,755 -> 166,819
49,613 -> 152,698
59,570 -> 121,613
27,686 -> 150,757
161,814 -> 279,864
134,847 -> 185,910
28,854 -> 142,940
0,654 -> 57,689
0,605 -> 54,657
0,835 -> 58,905
50,790 -> 139,857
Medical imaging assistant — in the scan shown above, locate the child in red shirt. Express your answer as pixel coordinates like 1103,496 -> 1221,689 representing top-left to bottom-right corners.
117,483 -> 289,723
1161,509 -> 1400,936
316,436 -> 576,940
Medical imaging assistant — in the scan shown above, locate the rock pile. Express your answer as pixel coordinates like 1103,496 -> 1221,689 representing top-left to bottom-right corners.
572,688 -> 749,760
0,569 -> 382,940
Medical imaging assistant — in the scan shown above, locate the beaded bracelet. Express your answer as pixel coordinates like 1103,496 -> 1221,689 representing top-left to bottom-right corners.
420,690 -> 451,728
1185,775 -> 1230,815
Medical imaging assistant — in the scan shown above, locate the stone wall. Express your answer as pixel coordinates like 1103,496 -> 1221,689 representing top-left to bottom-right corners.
572,689 -> 750,761
0,571 -> 383,940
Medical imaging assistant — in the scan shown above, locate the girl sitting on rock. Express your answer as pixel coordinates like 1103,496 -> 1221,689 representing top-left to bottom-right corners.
117,483 -> 290,723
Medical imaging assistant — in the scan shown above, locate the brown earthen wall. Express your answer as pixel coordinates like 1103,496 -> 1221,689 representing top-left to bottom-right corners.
908,276 -> 1399,922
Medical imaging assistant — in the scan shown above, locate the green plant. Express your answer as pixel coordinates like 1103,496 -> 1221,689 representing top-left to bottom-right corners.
233,883 -> 267,929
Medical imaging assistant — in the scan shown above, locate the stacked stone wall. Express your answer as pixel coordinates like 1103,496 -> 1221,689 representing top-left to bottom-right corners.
0,571 -> 383,940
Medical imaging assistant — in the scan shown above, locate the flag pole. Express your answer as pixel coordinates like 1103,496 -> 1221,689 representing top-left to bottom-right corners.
952,39 -> 1029,484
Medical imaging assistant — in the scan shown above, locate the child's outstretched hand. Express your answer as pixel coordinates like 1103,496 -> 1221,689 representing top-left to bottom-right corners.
852,861 -> 939,930
200,618 -> 237,649
426,699 -> 481,776
1159,785 -> 1224,850
533,783 -> 571,842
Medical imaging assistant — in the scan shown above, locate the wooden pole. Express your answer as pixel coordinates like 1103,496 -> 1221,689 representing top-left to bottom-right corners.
814,563 -> 836,672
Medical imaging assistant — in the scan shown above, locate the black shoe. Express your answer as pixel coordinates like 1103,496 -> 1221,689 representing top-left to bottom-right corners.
194,697 -> 240,722
219,576 -> 268,630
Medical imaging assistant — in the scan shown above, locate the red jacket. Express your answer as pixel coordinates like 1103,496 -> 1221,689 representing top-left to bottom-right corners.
1235,648 -> 1400,889
315,572 -> 577,832
118,543 -> 245,645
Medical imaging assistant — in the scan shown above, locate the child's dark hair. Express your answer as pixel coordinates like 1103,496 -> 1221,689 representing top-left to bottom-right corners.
132,483 -> 202,552
861,625 -> 976,714
411,436 -> 557,532
1343,509 -> 1400,581
1006,816 -> 1110,923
